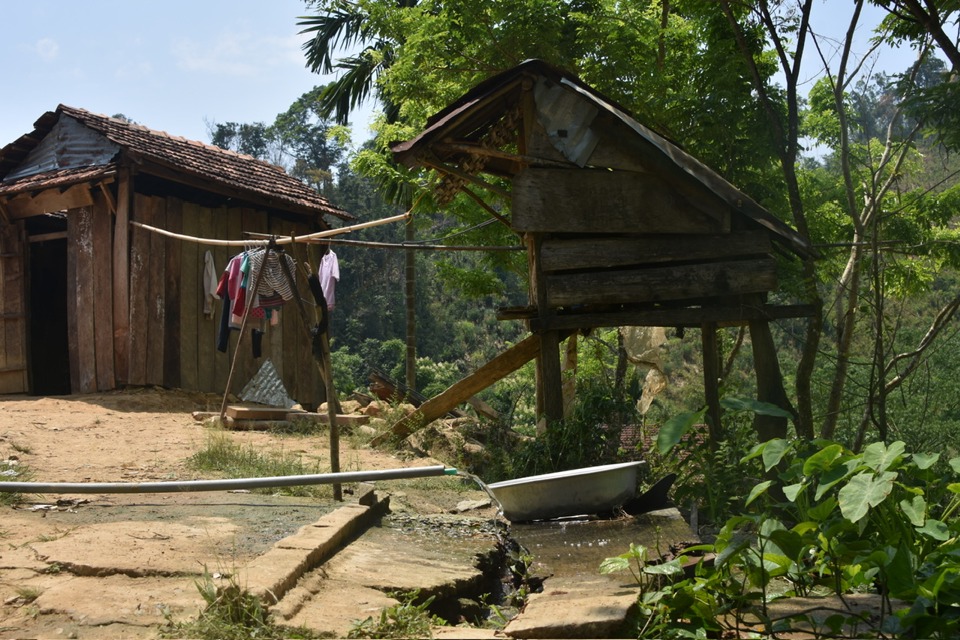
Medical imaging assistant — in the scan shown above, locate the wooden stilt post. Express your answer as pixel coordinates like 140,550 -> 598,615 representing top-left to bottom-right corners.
539,330 -> 565,429
701,322 -> 722,445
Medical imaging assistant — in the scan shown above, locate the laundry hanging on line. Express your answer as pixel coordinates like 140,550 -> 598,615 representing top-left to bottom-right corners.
215,246 -> 298,354
318,248 -> 340,311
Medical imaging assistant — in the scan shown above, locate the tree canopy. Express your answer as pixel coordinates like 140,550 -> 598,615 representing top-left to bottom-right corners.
292,0 -> 960,446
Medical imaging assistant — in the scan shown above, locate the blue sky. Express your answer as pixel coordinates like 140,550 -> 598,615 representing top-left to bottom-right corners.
0,0 -> 376,148
0,1 -> 926,152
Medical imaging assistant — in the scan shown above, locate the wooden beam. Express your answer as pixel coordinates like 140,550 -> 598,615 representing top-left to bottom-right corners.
371,333 -> 545,445
421,155 -> 512,200
538,330 -> 564,428
28,231 -> 68,243
539,232 -> 772,272
112,167 -> 131,385
521,303 -> 818,331
6,183 -> 95,219
92,194 -> 116,391
702,322 -> 722,445
544,258 -> 777,307
432,141 -> 576,170
98,181 -> 117,215
70,207 -> 97,393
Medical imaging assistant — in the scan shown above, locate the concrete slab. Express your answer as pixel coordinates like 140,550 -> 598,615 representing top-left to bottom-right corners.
30,574 -> 204,626
239,497 -> 389,604
503,577 -> 638,638
28,518 -> 239,577
501,508 -> 698,639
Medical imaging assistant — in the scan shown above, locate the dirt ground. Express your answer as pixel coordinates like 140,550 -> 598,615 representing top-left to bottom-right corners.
0,387 -> 490,639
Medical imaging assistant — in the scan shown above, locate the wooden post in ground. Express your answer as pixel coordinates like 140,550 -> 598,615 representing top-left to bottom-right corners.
701,322 -> 722,445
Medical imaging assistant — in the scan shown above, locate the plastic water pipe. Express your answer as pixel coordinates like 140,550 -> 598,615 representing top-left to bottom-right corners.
0,465 -> 459,495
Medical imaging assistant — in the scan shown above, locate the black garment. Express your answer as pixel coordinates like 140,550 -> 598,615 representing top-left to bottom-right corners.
217,292 -> 233,353
252,328 -> 264,358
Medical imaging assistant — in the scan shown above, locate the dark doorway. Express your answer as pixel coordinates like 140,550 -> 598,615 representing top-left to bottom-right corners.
28,236 -> 71,395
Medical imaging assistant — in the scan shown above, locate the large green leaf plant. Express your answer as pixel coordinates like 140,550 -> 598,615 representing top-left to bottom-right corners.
604,437 -> 960,638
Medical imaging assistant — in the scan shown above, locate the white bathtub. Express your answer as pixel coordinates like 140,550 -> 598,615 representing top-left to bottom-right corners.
487,461 -> 646,522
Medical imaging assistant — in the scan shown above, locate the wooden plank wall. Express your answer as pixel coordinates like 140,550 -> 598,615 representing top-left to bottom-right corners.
92,193 -> 115,391
535,231 -> 777,311
44,193 -> 324,405
2,192 -> 323,403
0,221 -> 28,394
179,201 -> 201,392
67,206 -> 97,393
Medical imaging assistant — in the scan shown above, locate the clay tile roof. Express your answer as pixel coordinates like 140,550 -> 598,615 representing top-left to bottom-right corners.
58,105 -> 352,220
1,105 -> 351,221
0,165 -> 116,197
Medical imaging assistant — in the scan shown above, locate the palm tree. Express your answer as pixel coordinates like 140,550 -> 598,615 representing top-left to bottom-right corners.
298,1 -> 420,125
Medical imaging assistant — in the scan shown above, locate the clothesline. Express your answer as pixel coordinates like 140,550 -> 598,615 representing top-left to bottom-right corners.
129,211 -> 410,247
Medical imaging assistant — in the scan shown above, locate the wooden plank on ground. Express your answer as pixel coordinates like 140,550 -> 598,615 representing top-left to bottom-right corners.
72,207 -> 97,393
145,196 -> 166,386
92,196 -> 115,391
179,201 -> 200,392
371,333 -> 543,445
164,197 -> 182,388
544,258 -> 777,307
224,405 -> 291,420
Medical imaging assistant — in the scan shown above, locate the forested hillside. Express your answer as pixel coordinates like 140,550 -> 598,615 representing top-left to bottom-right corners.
203,4 -> 960,635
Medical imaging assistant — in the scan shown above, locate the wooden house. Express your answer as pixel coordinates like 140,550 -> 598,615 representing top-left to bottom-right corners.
0,105 -> 350,404
391,60 -> 815,440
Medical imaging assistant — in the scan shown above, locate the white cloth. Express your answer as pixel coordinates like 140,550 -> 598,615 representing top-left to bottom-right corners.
202,250 -> 219,317
318,250 -> 340,311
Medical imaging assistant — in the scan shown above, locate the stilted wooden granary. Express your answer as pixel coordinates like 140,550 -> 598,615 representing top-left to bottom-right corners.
0,105 -> 350,402
392,60 -> 815,440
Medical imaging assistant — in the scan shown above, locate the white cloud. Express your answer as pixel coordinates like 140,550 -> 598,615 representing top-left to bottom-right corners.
34,37 -> 59,61
171,31 -> 266,77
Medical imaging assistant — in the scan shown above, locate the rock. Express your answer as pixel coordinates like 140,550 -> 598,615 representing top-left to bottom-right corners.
452,499 -> 492,513
320,400 -> 361,415
361,401 -> 382,417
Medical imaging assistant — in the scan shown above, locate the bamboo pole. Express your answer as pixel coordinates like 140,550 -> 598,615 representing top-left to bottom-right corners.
129,211 -> 410,247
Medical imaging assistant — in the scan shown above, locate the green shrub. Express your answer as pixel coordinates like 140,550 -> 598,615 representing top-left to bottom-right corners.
603,438 -> 960,638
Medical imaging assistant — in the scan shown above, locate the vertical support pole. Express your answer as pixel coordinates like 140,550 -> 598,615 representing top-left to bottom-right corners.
539,330 -> 565,429
320,331 -> 341,501
280,240 -> 341,501
112,167 -> 131,386
701,322 -> 722,445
